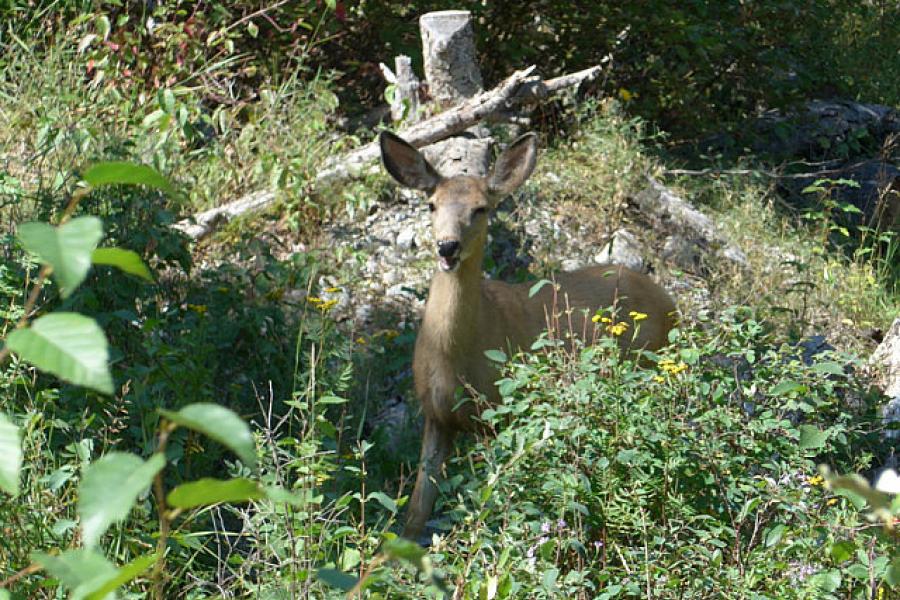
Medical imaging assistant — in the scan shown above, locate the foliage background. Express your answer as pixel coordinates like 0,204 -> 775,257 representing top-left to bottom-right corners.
0,0 -> 898,598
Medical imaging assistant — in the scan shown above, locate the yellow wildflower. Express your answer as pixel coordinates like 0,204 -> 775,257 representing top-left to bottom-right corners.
826,498 -> 838,506
659,358 -> 688,375
187,304 -> 208,315
324,286 -> 342,293
807,475 -> 824,486
356,336 -> 367,345
618,88 -> 634,102
629,311 -> 648,321
653,375 -> 665,384
307,296 -> 323,304
317,298 -> 339,312
607,322 -> 629,336
591,314 -> 602,323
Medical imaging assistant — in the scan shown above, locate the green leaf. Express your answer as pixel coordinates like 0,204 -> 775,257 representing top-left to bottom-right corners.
484,349 -> 507,363
886,557 -> 900,586
770,380 -> 805,396
264,486 -> 315,506
159,403 -> 256,469
798,425 -> 828,451
383,537 -> 427,569
78,452 -> 166,548
0,590 -> 9,600
541,567 -> 559,592
6,313 -> 113,394
367,491 -> 398,514
317,568 -> 358,591
95,15 -> 111,40
0,413 -> 21,496
829,540 -> 855,563
167,477 -> 264,509
247,20 -> 259,38
764,523 -> 786,547
810,569 -> 841,592
84,553 -> 159,600
17,217 -> 103,297
82,162 -> 177,198
528,279 -> 552,298
33,549 -> 117,600
92,248 -> 153,281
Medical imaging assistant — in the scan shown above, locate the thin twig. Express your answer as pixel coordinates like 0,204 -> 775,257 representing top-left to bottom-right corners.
0,563 -> 42,590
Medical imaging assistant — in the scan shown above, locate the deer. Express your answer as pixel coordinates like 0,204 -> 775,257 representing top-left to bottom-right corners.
379,130 -> 677,540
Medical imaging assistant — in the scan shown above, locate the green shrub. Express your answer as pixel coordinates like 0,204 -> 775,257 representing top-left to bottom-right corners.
346,309 -> 893,598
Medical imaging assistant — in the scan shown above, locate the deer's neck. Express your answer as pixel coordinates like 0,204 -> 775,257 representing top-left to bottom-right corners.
421,248 -> 484,357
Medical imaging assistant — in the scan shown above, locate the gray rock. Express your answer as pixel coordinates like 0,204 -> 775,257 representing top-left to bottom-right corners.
383,270 -> 401,286
595,229 -> 645,271
397,228 -> 417,250
355,303 -> 374,323
882,396 -> 900,442
387,283 -> 415,298
662,234 -> 705,272
871,317 -> 900,398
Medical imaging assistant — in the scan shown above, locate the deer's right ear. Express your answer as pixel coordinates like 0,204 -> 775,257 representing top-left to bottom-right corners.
379,132 -> 442,192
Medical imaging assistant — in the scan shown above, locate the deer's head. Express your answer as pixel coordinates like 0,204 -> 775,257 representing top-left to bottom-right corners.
379,132 -> 538,272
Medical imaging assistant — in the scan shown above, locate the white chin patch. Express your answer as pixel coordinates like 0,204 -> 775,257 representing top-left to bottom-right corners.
438,256 -> 459,272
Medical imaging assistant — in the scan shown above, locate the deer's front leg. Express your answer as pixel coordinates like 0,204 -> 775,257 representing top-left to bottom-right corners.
403,417 -> 456,540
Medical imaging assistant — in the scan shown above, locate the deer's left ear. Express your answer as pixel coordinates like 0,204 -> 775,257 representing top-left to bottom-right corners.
487,133 -> 538,200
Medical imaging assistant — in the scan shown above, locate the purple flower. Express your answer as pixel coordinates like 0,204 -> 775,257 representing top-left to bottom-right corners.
593,540 -> 604,550
540,522 -> 551,533
557,518 -> 567,530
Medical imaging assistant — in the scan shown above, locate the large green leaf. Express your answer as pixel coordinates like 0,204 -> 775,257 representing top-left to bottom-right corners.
78,452 -> 166,548
6,313 -> 113,394
84,553 -> 159,600
17,216 -> 103,297
82,162 -> 178,198
159,403 -> 256,469
91,248 -> 153,281
167,477 -> 264,509
0,413 -> 21,495
33,549 -> 118,600
316,568 -> 358,592
798,425 -> 828,451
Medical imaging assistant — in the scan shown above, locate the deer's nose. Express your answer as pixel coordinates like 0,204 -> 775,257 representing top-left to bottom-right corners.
437,240 -> 460,258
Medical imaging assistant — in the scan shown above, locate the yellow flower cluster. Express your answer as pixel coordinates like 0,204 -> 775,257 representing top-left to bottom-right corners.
629,311 -> 648,321
307,296 -> 339,312
591,313 -> 629,336
659,358 -> 688,376
807,475 -> 825,486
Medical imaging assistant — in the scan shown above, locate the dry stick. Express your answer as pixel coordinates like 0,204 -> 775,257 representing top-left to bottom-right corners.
0,563 -> 42,590
150,422 -> 177,600
173,63 -> 605,239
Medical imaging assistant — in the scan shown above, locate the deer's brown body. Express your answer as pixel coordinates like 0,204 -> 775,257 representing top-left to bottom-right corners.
379,132 -> 677,540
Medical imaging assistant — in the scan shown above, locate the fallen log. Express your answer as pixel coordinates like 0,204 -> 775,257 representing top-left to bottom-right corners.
173,63 -> 603,239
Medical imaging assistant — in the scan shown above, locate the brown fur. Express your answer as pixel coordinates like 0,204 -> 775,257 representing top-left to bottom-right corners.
379,131 -> 677,539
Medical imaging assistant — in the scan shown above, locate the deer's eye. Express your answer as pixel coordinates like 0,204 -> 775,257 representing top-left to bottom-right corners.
427,202 -> 436,212
473,206 -> 488,216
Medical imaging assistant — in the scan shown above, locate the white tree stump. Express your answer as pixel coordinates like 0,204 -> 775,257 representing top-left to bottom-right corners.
420,10 -> 484,107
